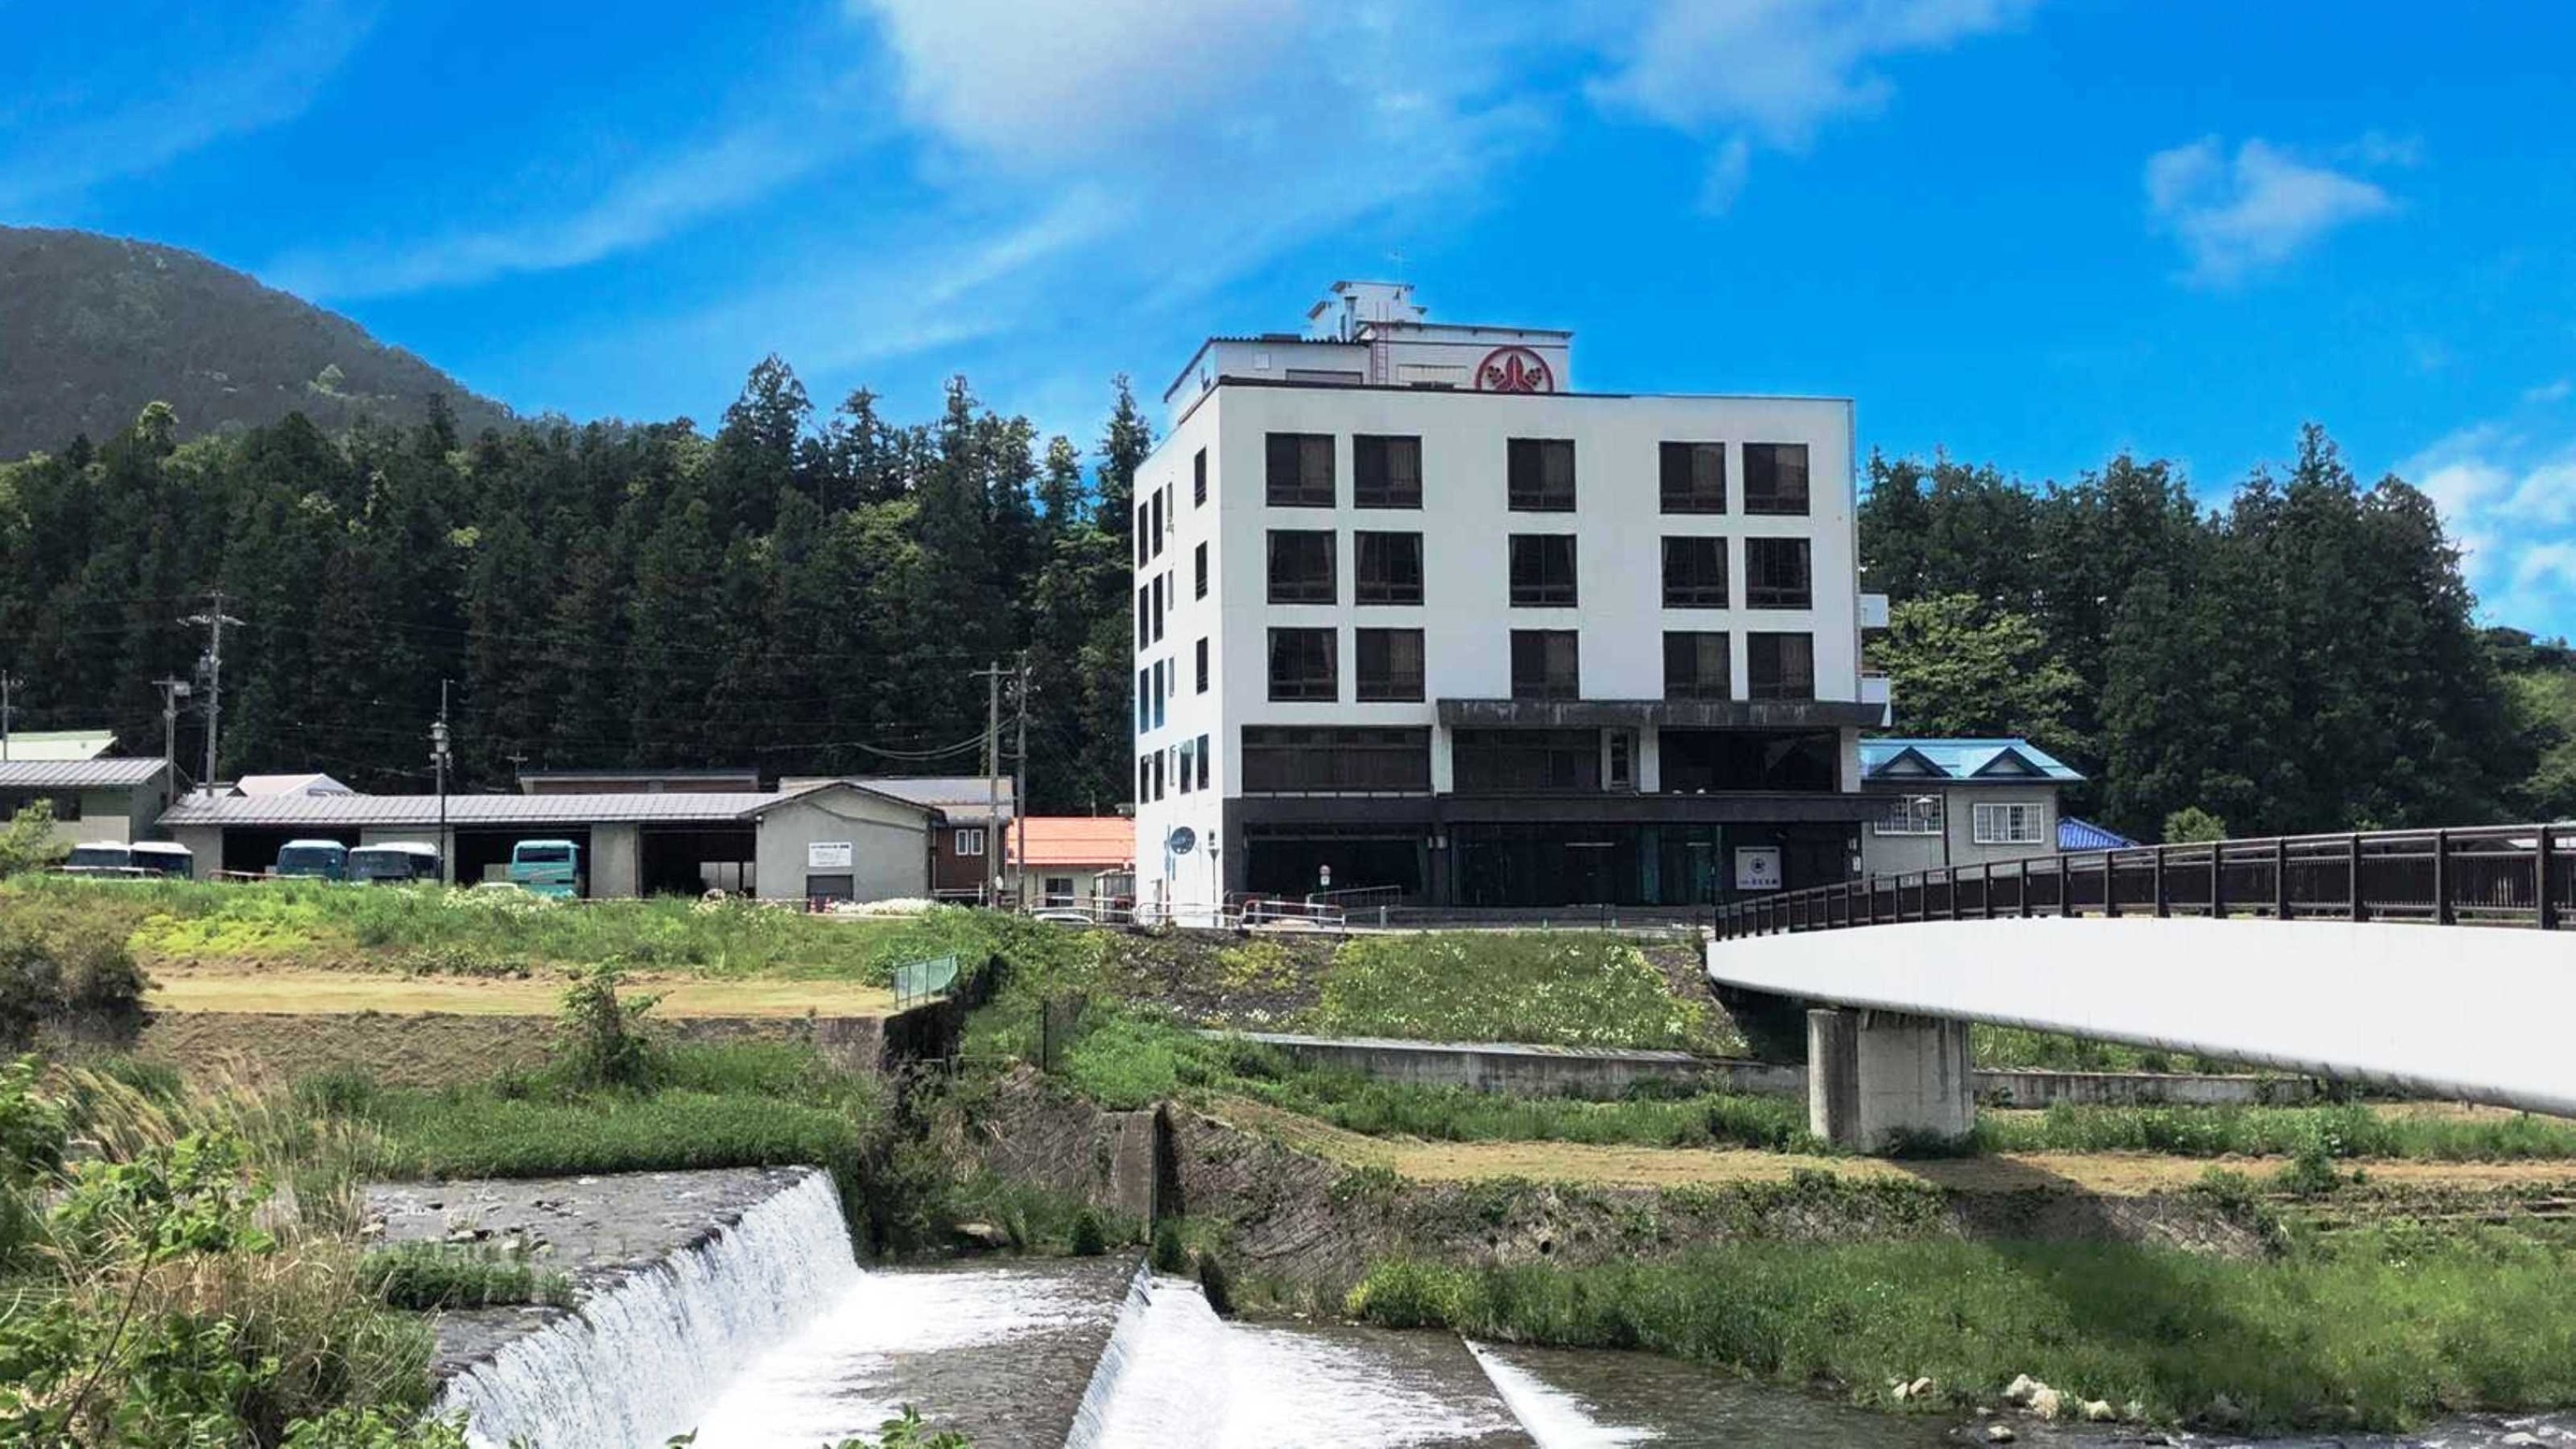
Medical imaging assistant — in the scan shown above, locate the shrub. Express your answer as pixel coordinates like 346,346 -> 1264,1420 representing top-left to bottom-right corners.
552,964 -> 663,1090
0,913 -> 148,1046
1068,1208 -> 1107,1257
1149,1218 -> 1187,1273
0,801 -> 69,877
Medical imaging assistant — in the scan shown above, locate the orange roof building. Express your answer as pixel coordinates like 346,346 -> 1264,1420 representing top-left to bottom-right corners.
1010,816 -> 1135,870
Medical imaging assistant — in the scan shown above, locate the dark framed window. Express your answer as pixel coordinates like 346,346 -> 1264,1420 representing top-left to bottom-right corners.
1155,489 -> 1171,557
1356,628 -> 1427,701
1452,728 -> 1600,793
1266,530 -> 1336,605
1266,432 -> 1336,506
1196,733 -> 1210,791
1195,637 -> 1209,694
1507,438 -> 1576,511
1660,442 -> 1727,514
1663,631 -> 1732,700
1152,751 -> 1164,802
1193,447 -> 1208,507
1509,534 -> 1577,607
1136,668 -> 1149,734
1354,435 -> 1423,508
1510,629 -> 1580,700
1745,537 -> 1812,608
1743,443 -> 1810,516
1355,531 -> 1425,605
1267,627 -> 1338,701
1661,536 -> 1729,608
1747,632 -> 1815,700
1152,659 -> 1165,728
1150,573 -> 1165,642
1241,726 -> 1431,794
1138,755 -> 1149,801
1662,728 -> 1837,792
1134,505 -> 1149,566
1134,585 -> 1149,648
1178,738 -> 1193,795
1193,542 -> 1208,599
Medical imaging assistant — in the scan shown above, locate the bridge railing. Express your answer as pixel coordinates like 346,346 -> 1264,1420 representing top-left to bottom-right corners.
1714,824 -> 2573,940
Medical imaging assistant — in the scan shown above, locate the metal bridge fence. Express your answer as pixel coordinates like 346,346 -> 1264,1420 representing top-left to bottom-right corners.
1714,824 -> 2575,941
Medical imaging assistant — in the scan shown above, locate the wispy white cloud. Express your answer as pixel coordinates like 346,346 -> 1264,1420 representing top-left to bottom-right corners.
268,120 -> 871,300
0,0 -> 374,213
2408,410 -> 2576,631
2526,378 -> 2573,405
2144,136 -> 2396,286
1588,0 -> 2041,207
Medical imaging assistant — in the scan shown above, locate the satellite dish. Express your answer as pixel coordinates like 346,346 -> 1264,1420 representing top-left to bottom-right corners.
1167,826 -> 1197,856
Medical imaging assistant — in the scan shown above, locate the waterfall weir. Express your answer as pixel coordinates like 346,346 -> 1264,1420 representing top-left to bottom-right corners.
434,1167 -> 859,1449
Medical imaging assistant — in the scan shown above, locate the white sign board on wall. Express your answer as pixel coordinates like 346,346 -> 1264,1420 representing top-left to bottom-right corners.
1734,846 -> 1783,892
807,842 -> 854,871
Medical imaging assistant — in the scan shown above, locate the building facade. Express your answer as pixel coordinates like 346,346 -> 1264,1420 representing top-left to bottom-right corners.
1133,283 -> 1890,914
1856,738 -> 2083,878
0,757 -> 170,849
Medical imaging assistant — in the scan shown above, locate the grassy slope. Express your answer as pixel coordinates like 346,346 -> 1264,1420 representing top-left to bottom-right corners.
1350,1229 -> 2576,1432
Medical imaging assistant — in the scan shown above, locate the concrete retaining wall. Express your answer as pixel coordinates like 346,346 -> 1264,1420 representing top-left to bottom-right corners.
1211,1030 -> 2312,1108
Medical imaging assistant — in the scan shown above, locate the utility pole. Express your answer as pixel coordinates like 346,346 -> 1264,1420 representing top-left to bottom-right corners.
0,671 -> 20,762
973,660 -> 1009,907
182,592 -> 243,792
153,677 -> 193,789
1012,652 -> 1031,910
431,681 -> 454,885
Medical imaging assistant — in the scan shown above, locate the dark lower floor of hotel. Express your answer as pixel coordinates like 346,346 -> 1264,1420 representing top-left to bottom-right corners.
1224,796 -> 1871,908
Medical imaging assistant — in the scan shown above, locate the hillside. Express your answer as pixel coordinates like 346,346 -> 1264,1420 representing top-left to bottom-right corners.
0,226 -> 511,460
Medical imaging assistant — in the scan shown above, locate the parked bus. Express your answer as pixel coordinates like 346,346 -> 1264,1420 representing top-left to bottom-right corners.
61,841 -> 195,879
348,842 -> 444,886
508,839 -> 582,899
272,840 -> 349,882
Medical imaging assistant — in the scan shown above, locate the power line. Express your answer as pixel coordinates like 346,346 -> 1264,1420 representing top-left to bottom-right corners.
181,591 -> 243,789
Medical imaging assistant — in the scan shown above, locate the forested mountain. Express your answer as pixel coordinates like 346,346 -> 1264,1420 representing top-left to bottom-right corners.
1859,428 -> 2561,841
0,363 -> 1143,812
0,227 -> 511,461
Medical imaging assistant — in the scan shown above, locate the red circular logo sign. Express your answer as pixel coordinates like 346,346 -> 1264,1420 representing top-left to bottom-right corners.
1475,346 -> 1555,393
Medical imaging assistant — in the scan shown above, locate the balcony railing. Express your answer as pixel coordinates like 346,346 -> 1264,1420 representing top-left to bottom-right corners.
1716,825 -> 2575,940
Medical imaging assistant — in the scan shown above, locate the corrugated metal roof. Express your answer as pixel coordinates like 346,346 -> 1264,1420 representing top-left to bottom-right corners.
161,791 -> 783,827
0,758 -> 168,789
1859,738 -> 2085,783
784,776 -> 1015,819
159,781 -> 942,829
2057,817 -> 2138,852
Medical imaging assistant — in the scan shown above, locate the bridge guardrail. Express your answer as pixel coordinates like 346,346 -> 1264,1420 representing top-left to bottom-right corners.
1714,824 -> 2574,941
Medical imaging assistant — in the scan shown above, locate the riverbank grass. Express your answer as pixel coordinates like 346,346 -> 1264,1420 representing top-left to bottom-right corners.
1349,1226 -> 2576,1431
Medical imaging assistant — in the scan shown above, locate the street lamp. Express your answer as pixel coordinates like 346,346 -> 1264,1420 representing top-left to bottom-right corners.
1906,793 -> 1952,871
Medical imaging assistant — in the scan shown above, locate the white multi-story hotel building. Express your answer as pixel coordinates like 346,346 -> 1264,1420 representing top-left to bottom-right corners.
1130,283 -> 1890,914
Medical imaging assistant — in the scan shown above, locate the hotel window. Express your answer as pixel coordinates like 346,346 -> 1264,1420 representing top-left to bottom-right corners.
1745,537 -> 1812,609
1266,530 -> 1337,605
1743,443 -> 1810,516
1152,751 -> 1165,802
1747,632 -> 1815,700
1355,627 -> 1427,702
1507,438 -> 1576,511
1661,536 -> 1729,608
1354,434 -> 1423,508
1196,733 -> 1211,791
1135,668 -> 1149,734
1508,534 -> 1577,607
1266,432 -> 1336,506
1138,756 -> 1149,802
1193,447 -> 1208,507
1509,629 -> 1580,700
1193,542 -> 1208,599
1152,660 -> 1166,730
1878,796 -> 1945,837
1151,573 -> 1166,641
1134,585 -> 1149,648
1973,801 -> 2047,845
1662,631 -> 1732,700
1134,505 -> 1149,566
1195,637 -> 1209,694
954,827 -> 988,856
1241,726 -> 1432,794
1355,531 -> 1424,605
1177,738 -> 1193,795
1267,627 -> 1339,701
1660,442 -> 1727,514
1149,489 -> 1165,558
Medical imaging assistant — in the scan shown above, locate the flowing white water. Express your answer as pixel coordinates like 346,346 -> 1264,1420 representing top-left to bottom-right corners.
436,1169 -> 860,1449
1465,1339 -> 1661,1448
688,1261 -> 1116,1446
1079,1274 -> 1521,1448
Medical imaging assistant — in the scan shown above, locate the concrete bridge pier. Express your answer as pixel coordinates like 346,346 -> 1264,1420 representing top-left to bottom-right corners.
1808,1008 -> 1974,1152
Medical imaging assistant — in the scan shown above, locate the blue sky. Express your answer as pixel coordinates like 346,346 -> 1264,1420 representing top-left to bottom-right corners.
6,1 -> 2574,632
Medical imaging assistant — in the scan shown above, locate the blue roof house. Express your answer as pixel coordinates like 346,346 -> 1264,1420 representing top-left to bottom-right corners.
1856,738 -> 2085,878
